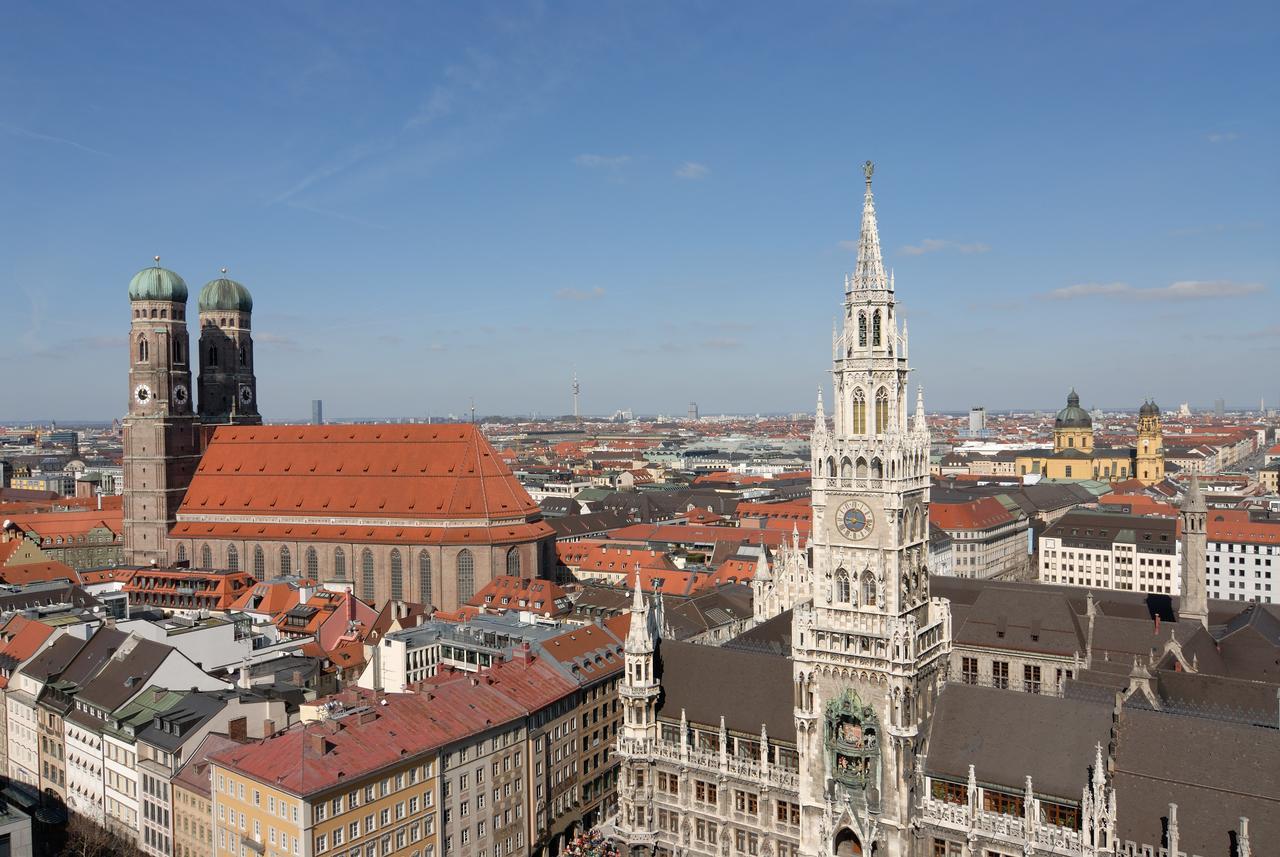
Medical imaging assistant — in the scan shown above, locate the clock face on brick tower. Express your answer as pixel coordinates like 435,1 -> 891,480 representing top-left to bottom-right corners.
134,383 -> 152,406
835,499 -> 874,540
238,384 -> 253,406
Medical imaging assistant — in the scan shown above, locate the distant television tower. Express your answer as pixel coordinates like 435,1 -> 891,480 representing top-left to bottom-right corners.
572,372 -> 581,422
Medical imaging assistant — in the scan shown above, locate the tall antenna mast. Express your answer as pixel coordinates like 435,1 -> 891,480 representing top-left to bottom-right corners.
572,371 -> 581,423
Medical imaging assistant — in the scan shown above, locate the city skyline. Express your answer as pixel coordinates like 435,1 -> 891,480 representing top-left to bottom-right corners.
2,1 -> 1276,421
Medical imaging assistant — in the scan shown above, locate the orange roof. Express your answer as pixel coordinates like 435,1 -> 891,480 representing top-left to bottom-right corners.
172,520 -> 551,547
0,561 -> 77,586
470,575 -> 570,617
930,497 -> 1014,531
0,615 -> 56,688
699,558 -> 758,589
229,579 -> 315,615
681,508 -> 725,525
1207,510 -> 1280,544
8,509 -> 122,539
177,424 -> 547,532
735,499 -> 812,522
77,568 -> 136,586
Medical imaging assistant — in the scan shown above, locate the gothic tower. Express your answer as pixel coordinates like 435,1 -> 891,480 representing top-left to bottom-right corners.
617,568 -> 660,845
793,163 -> 951,857
1136,400 -> 1165,485
123,260 -> 202,566
1179,475 -> 1208,628
197,272 -> 260,425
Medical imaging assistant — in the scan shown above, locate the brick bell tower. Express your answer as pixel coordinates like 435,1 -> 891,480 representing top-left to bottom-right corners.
123,258 -> 202,566
197,270 -> 261,426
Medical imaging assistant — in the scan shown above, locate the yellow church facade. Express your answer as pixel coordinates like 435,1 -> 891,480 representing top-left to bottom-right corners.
1015,390 -> 1165,484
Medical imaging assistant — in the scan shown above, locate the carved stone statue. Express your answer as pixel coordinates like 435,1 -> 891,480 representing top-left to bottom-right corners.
864,160 -> 874,182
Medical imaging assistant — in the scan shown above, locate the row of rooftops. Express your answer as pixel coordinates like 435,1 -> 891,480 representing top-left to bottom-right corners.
212,612 -> 630,796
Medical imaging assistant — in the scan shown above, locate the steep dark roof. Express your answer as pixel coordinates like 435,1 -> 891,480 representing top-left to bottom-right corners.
1112,707 -> 1280,855
655,639 -> 794,742
725,608 -> 794,656
926,683 -> 1111,802
953,586 -> 1083,657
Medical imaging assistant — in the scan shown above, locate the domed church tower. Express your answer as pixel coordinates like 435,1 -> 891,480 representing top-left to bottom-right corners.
1052,389 -> 1094,453
123,259 -> 202,566
197,271 -> 261,425
1136,400 -> 1165,485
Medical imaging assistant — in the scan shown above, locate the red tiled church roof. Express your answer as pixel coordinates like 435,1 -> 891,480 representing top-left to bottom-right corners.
175,425 -> 551,544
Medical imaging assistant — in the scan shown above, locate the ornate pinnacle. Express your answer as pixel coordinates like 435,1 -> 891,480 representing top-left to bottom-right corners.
863,160 -> 874,185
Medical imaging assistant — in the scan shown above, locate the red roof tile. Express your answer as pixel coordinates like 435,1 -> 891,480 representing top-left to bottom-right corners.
176,425 -> 550,542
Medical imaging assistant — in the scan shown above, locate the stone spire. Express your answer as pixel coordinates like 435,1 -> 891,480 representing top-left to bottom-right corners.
913,385 -> 928,433
814,387 -> 828,437
852,160 -> 889,292
627,564 -> 654,653
1180,475 -> 1209,628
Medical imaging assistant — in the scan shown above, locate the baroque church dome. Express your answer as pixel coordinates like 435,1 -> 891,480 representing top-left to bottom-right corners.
198,274 -> 254,312
1054,389 -> 1092,428
128,262 -> 188,302
1139,400 -> 1161,417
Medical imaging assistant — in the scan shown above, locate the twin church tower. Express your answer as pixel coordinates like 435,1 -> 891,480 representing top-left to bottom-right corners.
123,262 -> 261,566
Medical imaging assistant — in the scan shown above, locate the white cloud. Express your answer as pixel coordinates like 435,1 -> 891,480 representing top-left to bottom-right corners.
573,154 -> 630,169
1207,132 -> 1240,143
555,286 -> 607,301
675,161 -> 709,180
899,238 -> 990,256
1046,280 -> 1265,301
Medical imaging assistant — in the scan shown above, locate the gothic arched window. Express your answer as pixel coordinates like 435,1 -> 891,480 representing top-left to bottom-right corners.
457,549 -> 475,604
361,549 -> 375,602
857,312 -> 867,347
390,549 -> 404,601
227,544 -> 239,572
856,457 -> 868,480
862,571 -> 876,607
419,552 -> 433,606
305,547 -> 319,578
253,545 -> 265,580
506,547 -> 521,578
200,543 -> 212,569
280,545 -> 292,576
873,310 -> 882,346
840,457 -> 853,479
875,388 -> 890,435
175,543 -> 187,564
208,342 -> 218,367
138,336 -> 149,363
172,337 -> 184,364
334,547 -> 346,580
870,457 -> 883,480
239,343 -> 248,367
836,568 -> 851,603
852,388 -> 868,435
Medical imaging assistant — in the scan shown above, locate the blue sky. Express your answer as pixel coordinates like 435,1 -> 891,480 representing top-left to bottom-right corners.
2,1 -> 1276,421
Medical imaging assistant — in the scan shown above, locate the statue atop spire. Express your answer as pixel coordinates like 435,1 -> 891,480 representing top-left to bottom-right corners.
852,159 -> 889,292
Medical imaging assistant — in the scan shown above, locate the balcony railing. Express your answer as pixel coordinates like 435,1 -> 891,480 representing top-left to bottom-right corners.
920,796 -> 1082,854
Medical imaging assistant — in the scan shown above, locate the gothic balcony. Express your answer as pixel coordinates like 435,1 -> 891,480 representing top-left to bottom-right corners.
920,796 -> 1082,855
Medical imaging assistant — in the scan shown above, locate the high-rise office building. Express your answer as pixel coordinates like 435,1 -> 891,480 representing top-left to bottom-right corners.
311,399 -> 324,425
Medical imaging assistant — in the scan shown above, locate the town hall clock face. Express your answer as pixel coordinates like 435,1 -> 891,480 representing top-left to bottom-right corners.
836,500 -> 874,540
